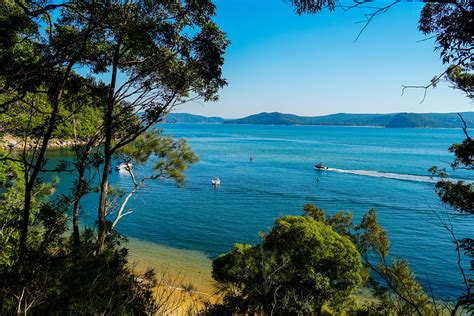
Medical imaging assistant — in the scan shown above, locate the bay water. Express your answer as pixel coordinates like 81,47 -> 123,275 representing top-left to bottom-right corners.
47,124 -> 472,299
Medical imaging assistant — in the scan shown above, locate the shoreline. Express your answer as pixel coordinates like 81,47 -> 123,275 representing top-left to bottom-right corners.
0,134 -> 85,150
125,237 -> 384,314
125,237 -> 217,314
126,237 -> 214,295
164,122 -> 469,130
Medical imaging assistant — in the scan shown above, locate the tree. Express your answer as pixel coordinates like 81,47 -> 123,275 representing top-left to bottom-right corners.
430,121 -> 473,314
303,204 -> 437,315
0,156 -> 29,268
1,0 -> 228,256
1,1 -> 227,312
287,1 -> 473,101
287,0 -> 335,15
0,0 -> 108,261
212,215 -> 362,315
0,223 -> 160,314
111,130 -> 198,229
68,0 -> 229,251
419,2 -> 473,314
287,1 -> 473,313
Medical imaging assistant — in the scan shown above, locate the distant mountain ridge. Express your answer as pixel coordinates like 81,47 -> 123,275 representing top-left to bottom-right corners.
225,112 -> 474,128
165,112 -> 474,128
165,113 -> 224,124
225,112 -> 393,126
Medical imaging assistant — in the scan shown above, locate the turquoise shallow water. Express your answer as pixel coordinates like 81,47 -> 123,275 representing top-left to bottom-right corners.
47,124 -> 472,299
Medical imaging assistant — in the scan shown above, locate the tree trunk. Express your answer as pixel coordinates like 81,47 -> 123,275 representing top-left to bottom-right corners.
316,302 -> 323,316
18,96 -> 61,262
19,185 -> 33,262
17,19 -> 95,261
96,99 -> 114,251
72,165 -> 85,250
97,154 -> 111,251
97,36 -> 121,252
111,181 -> 141,229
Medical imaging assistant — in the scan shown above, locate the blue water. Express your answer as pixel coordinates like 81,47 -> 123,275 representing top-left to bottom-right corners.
48,124 -> 472,300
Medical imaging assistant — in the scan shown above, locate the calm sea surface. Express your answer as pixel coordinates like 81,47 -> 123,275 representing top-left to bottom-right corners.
47,124 -> 472,299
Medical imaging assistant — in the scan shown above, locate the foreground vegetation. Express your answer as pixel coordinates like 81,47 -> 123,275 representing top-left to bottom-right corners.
0,0 -> 472,315
1,0 -> 226,313
204,205 -> 441,315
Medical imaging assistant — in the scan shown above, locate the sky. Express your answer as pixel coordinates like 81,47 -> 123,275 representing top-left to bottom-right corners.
176,0 -> 473,119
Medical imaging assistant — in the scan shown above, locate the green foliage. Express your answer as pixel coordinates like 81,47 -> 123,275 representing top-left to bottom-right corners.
1,0 -> 226,313
0,228 -> 158,315
419,2 -> 472,66
419,2 -> 473,104
431,127 -> 473,312
449,136 -> 474,170
303,203 -> 354,238
355,209 -> 389,259
433,176 -> 473,215
211,215 -> 362,315
0,151 -> 59,268
420,2 -> 473,312
446,64 -> 474,99
0,0 -> 43,101
81,0 -> 229,136
287,0 -> 335,15
116,130 -> 199,187
0,155 -> 24,268
379,258 -> 435,315
109,130 -> 198,228
0,181 -> 156,314
0,90 -> 103,140
304,204 -> 437,315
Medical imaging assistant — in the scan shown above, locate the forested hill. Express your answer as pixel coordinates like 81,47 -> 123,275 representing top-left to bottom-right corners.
224,112 -> 392,126
164,113 -> 225,124
162,112 -> 474,128
222,112 -> 474,128
385,112 -> 474,128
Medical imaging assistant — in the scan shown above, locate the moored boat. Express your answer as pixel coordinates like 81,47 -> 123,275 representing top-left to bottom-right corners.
211,177 -> 221,186
116,162 -> 132,171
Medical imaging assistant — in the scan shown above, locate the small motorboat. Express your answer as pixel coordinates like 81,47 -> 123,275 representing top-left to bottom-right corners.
314,163 -> 328,170
116,162 -> 132,171
7,141 -> 18,149
211,177 -> 221,186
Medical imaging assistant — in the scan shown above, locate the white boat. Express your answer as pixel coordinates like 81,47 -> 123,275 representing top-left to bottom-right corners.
211,177 -> 220,186
7,141 -> 18,149
116,162 -> 132,171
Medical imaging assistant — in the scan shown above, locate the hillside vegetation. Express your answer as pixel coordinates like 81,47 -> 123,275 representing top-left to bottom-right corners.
165,113 -> 225,124
176,111 -> 474,128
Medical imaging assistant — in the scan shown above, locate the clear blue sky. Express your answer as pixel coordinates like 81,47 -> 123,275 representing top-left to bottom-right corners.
177,0 -> 472,118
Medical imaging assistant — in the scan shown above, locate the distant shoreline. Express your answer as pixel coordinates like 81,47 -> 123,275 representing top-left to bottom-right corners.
165,111 -> 474,129
163,122 -> 469,130
0,134 -> 85,150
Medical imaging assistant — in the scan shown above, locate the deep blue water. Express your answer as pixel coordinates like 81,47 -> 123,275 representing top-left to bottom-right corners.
48,124 -> 472,299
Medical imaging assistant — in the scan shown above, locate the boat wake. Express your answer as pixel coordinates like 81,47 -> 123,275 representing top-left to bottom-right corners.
325,168 -> 437,183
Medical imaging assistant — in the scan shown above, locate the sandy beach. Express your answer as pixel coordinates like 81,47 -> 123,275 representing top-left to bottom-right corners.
126,238 -> 219,314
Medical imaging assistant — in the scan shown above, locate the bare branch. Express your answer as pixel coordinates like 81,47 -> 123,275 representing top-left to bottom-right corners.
354,1 -> 399,42
457,113 -> 471,140
401,68 -> 447,103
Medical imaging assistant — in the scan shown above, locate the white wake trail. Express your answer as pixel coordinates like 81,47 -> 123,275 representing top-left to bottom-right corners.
325,168 -> 437,183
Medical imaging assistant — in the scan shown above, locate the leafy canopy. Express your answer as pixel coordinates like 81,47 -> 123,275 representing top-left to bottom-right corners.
212,215 -> 362,315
